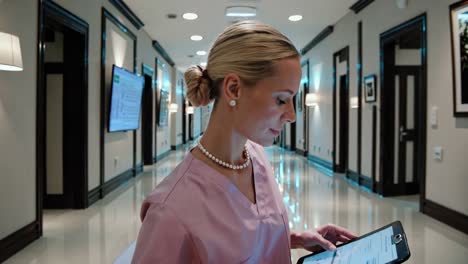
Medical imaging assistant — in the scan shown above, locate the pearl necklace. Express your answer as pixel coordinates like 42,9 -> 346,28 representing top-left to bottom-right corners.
197,140 -> 250,170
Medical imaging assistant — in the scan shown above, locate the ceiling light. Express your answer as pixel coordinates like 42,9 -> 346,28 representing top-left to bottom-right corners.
225,6 -> 256,17
190,35 -> 203,41
196,50 -> 206,56
288,15 -> 303,22
200,62 -> 207,67
182,13 -> 198,20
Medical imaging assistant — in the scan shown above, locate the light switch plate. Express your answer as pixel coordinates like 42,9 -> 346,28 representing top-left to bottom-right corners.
434,147 -> 443,161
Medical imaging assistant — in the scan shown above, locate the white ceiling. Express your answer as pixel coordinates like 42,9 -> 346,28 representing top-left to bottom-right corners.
124,0 -> 358,71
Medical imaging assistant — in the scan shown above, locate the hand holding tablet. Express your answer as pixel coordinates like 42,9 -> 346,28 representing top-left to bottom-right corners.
297,221 -> 411,264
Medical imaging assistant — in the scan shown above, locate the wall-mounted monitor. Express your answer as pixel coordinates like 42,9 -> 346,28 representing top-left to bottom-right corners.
108,65 -> 144,132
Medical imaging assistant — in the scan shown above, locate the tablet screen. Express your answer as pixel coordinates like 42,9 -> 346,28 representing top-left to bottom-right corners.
302,226 -> 398,264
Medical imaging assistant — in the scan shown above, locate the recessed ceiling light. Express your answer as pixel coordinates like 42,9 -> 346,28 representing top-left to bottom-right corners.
288,15 -> 303,22
190,35 -> 203,41
225,6 -> 256,17
182,13 -> 198,20
200,62 -> 207,67
196,50 -> 207,56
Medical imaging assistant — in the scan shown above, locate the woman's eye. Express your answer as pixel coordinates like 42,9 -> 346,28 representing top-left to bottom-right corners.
276,98 -> 286,105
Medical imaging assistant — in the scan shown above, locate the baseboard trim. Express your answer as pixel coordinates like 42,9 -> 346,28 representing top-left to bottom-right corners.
0,221 -> 40,263
347,170 -> 374,191
88,186 -> 100,206
295,149 -> 306,156
156,150 -> 171,162
102,168 -> 133,197
170,143 -> 183,150
422,199 -> 468,235
307,154 -> 334,176
135,162 -> 144,174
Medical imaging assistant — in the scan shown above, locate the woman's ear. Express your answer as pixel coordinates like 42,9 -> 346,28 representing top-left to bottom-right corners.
222,73 -> 242,101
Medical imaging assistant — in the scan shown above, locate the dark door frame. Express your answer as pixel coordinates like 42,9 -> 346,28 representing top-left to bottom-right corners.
290,98 -> 297,151
332,46 -> 350,174
37,0 -> 89,210
153,58 -> 159,162
378,14 -> 427,201
188,102 -> 193,140
141,63 -> 154,165
297,60 -> 310,156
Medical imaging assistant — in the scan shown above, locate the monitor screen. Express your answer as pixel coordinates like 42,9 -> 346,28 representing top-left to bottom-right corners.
108,65 -> 144,132
301,226 -> 397,264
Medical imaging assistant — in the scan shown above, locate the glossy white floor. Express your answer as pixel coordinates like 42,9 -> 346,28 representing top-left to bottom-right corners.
5,144 -> 468,264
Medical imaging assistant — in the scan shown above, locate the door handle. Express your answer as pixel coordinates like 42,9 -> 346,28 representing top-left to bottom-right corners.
399,126 -> 407,142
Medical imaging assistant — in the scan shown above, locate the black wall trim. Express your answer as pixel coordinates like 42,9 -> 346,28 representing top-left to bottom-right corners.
108,0 -> 144,29
307,154 -> 334,176
0,221 -> 40,263
88,186 -> 101,206
135,162 -> 144,174
350,0 -> 375,14
296,149 -> 306,156
347,170 -> 374,190
156,150 -> 171,162
301,26 -> 334,56
347,169 -> 360,182
284,144 -> 293,151
101,7 -> 137,198
102,168 -> 134,197
171,143 -> 184,150
152,40 -> 175,67
422,199 -> 468,235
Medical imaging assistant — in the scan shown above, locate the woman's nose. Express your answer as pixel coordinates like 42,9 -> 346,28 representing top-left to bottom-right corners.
283,102 -> 296,123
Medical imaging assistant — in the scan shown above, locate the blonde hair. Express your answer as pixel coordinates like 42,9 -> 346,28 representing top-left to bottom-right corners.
184,20 -> 299,107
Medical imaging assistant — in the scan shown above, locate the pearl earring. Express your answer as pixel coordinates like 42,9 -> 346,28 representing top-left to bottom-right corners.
229,100 -> 236,107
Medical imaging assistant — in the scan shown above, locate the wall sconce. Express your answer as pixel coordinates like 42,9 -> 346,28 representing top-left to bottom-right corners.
350,96 -> 359,109
0,32 -> 23,71
305,93 -> 318,107
169,103 -> 178,113
186,106 -> 194,114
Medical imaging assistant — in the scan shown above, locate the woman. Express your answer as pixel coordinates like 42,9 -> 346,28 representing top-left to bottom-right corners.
132,20 -> 356,264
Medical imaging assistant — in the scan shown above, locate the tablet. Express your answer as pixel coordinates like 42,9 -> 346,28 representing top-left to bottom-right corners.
296,221 -> 410,264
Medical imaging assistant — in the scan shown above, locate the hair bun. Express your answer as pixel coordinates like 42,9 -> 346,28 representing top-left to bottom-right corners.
184,65 -> 213,107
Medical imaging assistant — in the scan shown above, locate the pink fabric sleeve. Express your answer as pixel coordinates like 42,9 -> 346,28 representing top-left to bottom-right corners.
131,203 -> 198,264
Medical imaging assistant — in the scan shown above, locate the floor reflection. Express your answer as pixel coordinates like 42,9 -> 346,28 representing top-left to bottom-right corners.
5,144 -> 468,264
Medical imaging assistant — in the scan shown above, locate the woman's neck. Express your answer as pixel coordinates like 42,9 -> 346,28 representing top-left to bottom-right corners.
199,110 -> 247,164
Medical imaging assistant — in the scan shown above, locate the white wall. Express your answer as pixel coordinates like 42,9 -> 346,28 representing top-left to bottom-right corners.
0,0 -> 37,239
303,0 -> 468,216
0,0 -> 175,242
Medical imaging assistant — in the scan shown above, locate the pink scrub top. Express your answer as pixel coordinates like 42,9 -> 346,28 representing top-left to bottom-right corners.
132,141 -> 292,264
